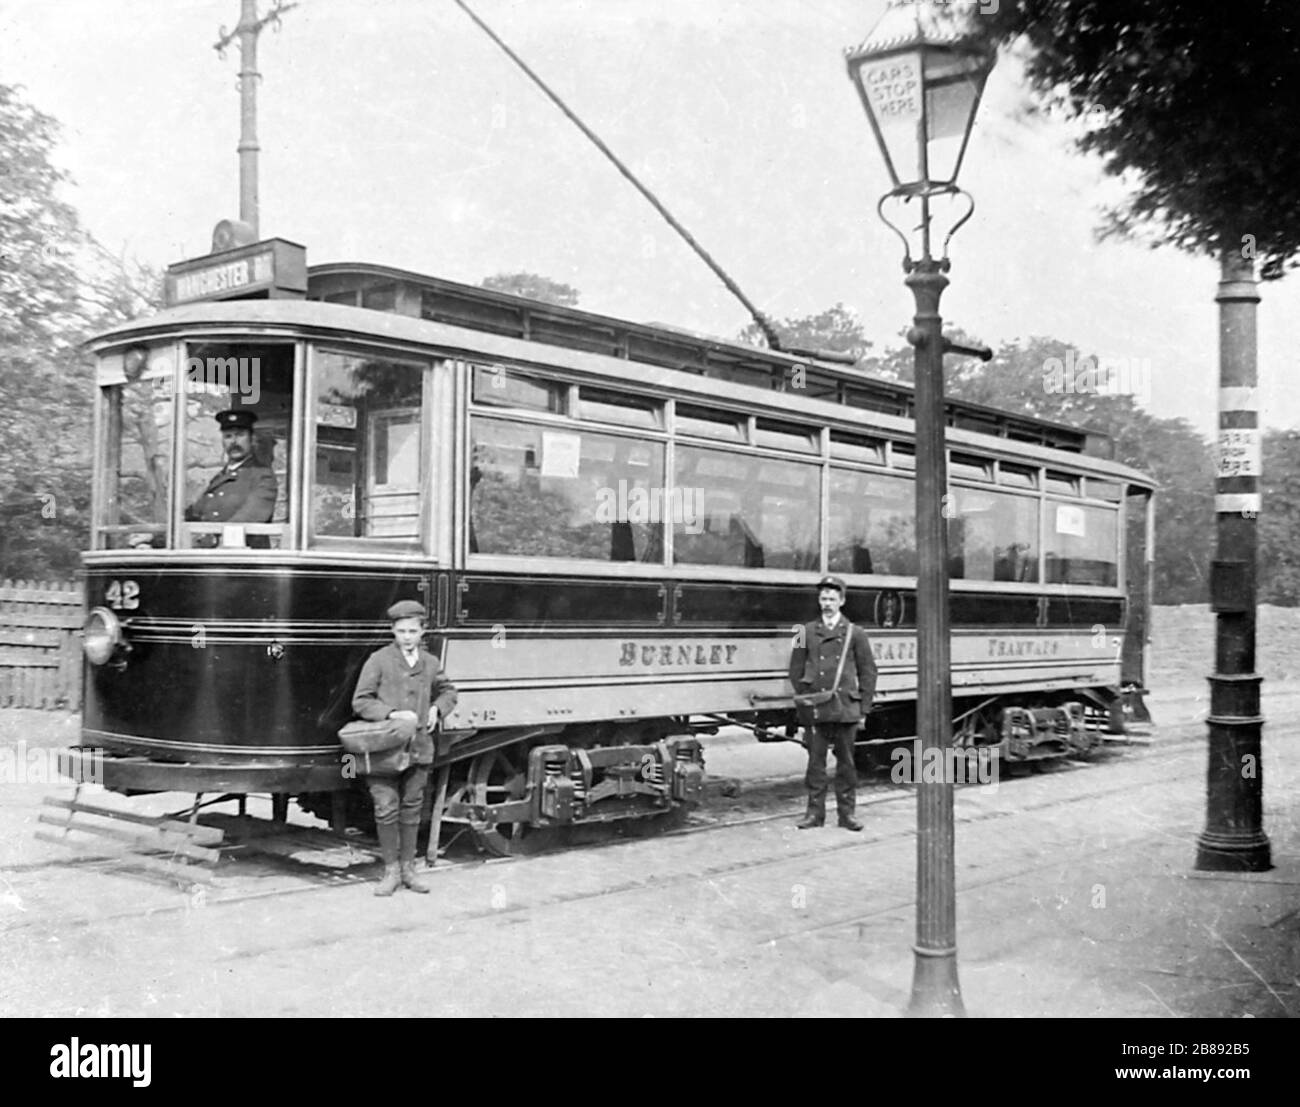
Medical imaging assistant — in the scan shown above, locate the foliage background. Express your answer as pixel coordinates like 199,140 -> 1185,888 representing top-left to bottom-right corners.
3,76 -> 1296,605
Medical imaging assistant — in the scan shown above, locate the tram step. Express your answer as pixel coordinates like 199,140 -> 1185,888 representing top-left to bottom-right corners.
198,813 -> 379,869
37,796 -> 224,884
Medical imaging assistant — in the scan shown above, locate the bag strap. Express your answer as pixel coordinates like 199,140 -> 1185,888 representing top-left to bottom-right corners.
829,622 -> 853,694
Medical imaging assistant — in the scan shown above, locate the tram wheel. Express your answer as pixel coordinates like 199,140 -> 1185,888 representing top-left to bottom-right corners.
465,746 -> 560,858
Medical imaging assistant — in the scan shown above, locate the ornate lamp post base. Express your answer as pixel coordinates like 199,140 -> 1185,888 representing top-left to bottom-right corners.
1196,831 -> 1272,871
907,946 -> 965,1018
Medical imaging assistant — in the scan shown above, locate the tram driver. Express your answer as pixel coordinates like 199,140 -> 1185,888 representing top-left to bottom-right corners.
184,409 -> 278,546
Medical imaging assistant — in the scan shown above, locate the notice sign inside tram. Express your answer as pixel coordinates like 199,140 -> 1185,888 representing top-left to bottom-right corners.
1055,504 -> 1086,537
541,431 -> 582,479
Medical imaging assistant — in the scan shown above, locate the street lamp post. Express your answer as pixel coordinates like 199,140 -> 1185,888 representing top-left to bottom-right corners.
845,1 -> 995,1018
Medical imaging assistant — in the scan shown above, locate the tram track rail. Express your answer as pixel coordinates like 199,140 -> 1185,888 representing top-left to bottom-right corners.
0,713 -> 1234,941
5,693 -> 1294,944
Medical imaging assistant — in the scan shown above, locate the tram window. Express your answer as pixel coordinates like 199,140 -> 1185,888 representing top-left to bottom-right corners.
998,462 -> 1039,489
890,442 -> 916,470
754,419 -> 818,454
1087,479 -> 1124,502
180,342 -> 295,549
830,431 -> 885,465
323,290 -> 359,306
707,364 -> 776,389
361,283 -> 398,312
95,347 -> 174,550
577,387 -> 663,429
469,417 -> 665,562
1045,502 -> 1119,586
828,469 -> 915,576
945,488 -> 1040,582
673,445 -> 819,570
1045,470 -> 1080,495
676,405 -> 746,442
950,453 -> 993,481
471,365 -> 568,414
310,351 -> 427,544
844,389 -> 908,417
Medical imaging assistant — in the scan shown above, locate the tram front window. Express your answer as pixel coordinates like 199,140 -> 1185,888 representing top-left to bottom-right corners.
310,351 -> 428,545
95,346 -> 174,550
181,342 -> 295,549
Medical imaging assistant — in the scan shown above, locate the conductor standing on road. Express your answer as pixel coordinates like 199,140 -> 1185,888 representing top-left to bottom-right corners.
352,600 -> 458,896
788,576 -> 877,831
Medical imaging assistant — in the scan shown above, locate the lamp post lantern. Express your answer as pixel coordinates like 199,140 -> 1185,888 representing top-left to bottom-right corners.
845,1 -> 995,1018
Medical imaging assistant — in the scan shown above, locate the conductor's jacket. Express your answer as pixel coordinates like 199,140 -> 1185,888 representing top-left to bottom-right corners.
185,462 -> 278,524
787,619 -> 878,725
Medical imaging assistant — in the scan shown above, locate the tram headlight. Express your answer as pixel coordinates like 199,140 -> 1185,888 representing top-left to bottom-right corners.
83,607 -> 126,666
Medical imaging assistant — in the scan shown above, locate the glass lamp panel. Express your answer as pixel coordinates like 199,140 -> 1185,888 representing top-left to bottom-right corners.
923,51 -> 985,184
854,49 -> 925,187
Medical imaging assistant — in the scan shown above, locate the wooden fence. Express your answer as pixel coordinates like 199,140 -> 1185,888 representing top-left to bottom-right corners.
0,580 -> 84,710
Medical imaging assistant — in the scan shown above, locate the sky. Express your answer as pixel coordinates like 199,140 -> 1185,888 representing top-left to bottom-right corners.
1,0 -> 1296,437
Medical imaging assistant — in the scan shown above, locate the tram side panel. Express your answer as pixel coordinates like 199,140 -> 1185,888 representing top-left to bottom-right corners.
74,561 -> 1128,805
440,623 -> 1126,732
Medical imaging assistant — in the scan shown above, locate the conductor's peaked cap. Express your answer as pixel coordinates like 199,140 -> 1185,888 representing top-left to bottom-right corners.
215,409 -> 257,431
816,575 -> 847,595
387,600 -> 427,621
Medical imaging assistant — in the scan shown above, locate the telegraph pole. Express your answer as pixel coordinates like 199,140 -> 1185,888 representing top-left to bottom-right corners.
214,0 -> 297,238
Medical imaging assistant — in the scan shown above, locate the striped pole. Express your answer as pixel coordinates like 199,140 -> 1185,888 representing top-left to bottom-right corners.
1196,251 -> 1271,871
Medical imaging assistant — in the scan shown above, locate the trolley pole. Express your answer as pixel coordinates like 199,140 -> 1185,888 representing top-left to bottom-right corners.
1196,251 -> 1271,872
215,0 -> 296,238
905,247 -> 964,1017
236,0 -> 261,235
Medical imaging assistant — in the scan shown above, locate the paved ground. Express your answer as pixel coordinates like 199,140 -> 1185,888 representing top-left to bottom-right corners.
1,682 -> 1297,1028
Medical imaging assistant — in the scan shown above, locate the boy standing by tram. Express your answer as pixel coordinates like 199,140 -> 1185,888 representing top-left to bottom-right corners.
788,576 -> 877,831
352,601 -> 458,896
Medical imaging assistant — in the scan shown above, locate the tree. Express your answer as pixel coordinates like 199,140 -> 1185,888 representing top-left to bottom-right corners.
737,303 -> 873,362
980,3 -> 1300,278
1260,430 -> 1300,604
860,332 -> 1217,604
0,85 -> 90,578
480,272 -> 580,307
0,84 -> 162,579
974,8 -> 1300,615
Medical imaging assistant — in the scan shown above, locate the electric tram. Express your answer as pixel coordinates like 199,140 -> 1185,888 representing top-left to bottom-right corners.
60,231 -> 1155,855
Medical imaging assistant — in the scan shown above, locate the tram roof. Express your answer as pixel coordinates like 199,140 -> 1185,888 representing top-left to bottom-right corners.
97,260 -> 1132,468
310,263 -> 1115,458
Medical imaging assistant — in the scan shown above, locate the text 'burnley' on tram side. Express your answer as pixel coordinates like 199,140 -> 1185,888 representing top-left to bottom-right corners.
619,643 -> 740,667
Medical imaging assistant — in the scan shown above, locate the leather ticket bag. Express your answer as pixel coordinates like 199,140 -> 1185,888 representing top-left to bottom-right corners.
339,716 -> 416,775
